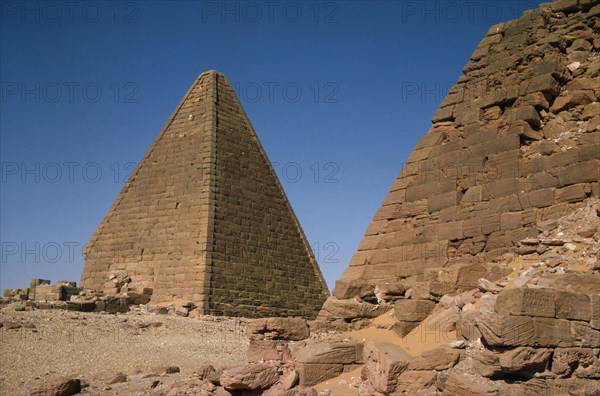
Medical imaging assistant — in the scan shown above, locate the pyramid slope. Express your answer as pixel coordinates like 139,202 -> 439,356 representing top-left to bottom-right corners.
207,73 -> 329,317
332,1 -> 600,305
81,71 -> 329,318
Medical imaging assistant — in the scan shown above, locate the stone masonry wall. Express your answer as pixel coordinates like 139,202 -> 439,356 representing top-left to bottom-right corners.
81,71 -> 329,318
207,73 -> 329,318
333,0 -> 600,300
81,72 -> 214,307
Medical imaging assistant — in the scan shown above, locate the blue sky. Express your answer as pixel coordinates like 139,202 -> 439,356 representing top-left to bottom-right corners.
0,0 -> 545,292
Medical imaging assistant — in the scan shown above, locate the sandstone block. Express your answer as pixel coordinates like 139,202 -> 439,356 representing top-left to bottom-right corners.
322,297 -> 390,320
29,378 -> 81,396
296,363 -> 343,387
552,348 -> 600,378
551,91 -> 595,113
555,292 -> 591,321
550,0 -> 579,12
473,347 -> 551,379
363,341 -> 412,394
408,346 -> 461,371
521,74 -> 560,97
479,311 -> 536,346
247,340 -> 292,362
248,317 -> 309,341
220,362 -> 281,390
394,370 -> 437,394
495,287 -> 556,318
291,341 -> 361,365
394,299 -> 436,322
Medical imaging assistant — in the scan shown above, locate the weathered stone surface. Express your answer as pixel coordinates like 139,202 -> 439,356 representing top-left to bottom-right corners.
247,340 -> 292,362
394,299 -> 436,322
478,311 -> 536,346
555,292 -> 591,321
322,297 -> 390,320
296,363 -> 343,387
408,346 -> 461,371
363,341 -> 412,394
248,318 -> 309,341
80,70 -> 329,319
495,287 -> 556,318
394,370 -> 438,394
552,348 -> 600,379
550,91 -> 596,113
473,347 -> 551,379
220,362 -> 281,390
332,278 -> 372,300
29,378 -> 81,396
442,372 -> 501,395
291,341 -> 361,365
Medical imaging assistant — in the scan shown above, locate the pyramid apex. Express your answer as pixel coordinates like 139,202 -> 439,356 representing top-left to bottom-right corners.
199,69 -> 222,78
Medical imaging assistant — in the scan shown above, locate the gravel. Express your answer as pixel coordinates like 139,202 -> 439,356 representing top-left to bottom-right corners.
0,308 -> 249,395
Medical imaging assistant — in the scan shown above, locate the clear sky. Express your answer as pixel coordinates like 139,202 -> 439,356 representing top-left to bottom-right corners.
0,0 -> 546,292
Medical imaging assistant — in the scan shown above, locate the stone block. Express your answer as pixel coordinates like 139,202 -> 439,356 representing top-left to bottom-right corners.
247,340 -> 292,362
508,105 -> 541,129
394,370 -> 437,394
363,341 -> 412,394
478,311 -> 536,346
408,346 -> 461,371
550,0 -> 579,13
495,287 -> 556,318
532,317 -> 573,347
553,160 -> 599,187
296,363 -> 343,387
520,74 -> 560,97
291,341 -> 361,365
555,184 -> 589,203
394,299 -> 436,322
248,317 -> 309,341
555,292 -> 591,322
427,191 -> 463,213
551,91 -> 595,113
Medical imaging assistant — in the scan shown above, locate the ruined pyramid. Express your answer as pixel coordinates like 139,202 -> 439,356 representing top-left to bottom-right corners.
81,70 -> 329,318
328,0 -> 600,318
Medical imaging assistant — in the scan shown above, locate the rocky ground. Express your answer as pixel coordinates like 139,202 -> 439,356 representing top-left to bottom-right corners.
0,308 -> 249,395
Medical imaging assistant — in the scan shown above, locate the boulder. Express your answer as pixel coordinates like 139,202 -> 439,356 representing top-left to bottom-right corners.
248,317 -> 309,341
408,346 -> 461,371
394,370 -> 438,394
550,91 -> 595,113
220,362 -> 281,391
291,341 -> 361,365
442,372 -> 502,395
394,299 -> 436,322
362,341 -> 412,394
473,347 -> 551,379
322,296 -> 391,320
29,378 -> 81,396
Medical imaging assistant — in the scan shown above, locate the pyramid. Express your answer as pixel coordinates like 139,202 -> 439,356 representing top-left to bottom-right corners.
81,70 -> 329,318
330,0 -> 600,314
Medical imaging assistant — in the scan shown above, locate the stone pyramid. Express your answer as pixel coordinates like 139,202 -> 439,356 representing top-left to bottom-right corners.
81,70 -> 329,318
328,0 -> 600,318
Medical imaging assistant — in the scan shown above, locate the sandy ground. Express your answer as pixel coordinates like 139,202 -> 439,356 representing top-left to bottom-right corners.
312,309 -> 456,396
0,308 -> 248,395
